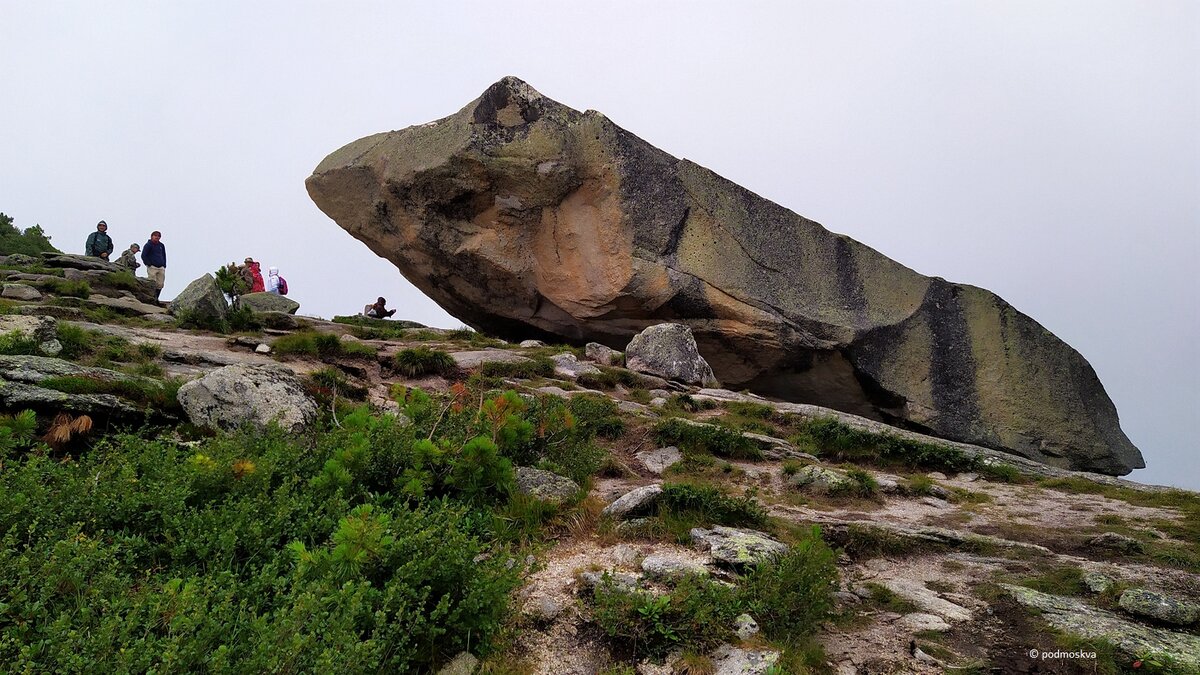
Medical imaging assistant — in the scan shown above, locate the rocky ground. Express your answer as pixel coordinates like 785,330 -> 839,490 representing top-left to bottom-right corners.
1,252 -> 1197,674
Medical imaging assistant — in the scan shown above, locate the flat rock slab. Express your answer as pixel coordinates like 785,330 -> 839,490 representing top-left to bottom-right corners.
602,484 -> 663,519
641,553 -> 709,580
691,526 -> 788,567
551,352 -> 600,379
85,294 -> 167,315
1003,585 -> 1200,670
635,446 -> 682,474
450,349 -> 530,369
2,283 -> 42,301
1118,588 -> 1200,627
238,292 -> 300,315
880,578 -> 972,623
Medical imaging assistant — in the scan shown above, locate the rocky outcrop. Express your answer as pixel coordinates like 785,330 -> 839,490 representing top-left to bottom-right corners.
1003,585 -> 1200,670
690,526 -> 788,567
176,363 -> 316,432
307,76 -> 1142,475
2,283 -> 42,301
238,292 -> 300,315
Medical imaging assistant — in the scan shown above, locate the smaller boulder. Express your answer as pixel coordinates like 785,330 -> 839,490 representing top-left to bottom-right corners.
519,339 -> 546,348
641,554 -> 709,581
1,283 -> 42,301
585,342 -> 622,366
1118,589 -> 1200,626
691,526 -> 788,567
514,466 -> 580,502
1083,572 -> 1113,594
635,446 -> 682,474
601,484 -> 663,519
579,570 -> 640,592
176,363 -> 316,432
437,652 -> 479,675
787,464 -> 852,494
170,273 -> 229,324
550,353 -> 601,380
238,292 -> 301,315
898,612 -> 952,632
624,323 -> 717,386
1087,532 -> 1145,555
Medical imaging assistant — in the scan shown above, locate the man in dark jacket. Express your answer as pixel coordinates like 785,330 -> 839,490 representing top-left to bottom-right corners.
141,230 -> 167,299
84,221 -> 113,260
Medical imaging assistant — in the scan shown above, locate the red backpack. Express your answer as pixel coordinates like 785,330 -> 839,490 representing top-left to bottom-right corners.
278,277 -> 288,295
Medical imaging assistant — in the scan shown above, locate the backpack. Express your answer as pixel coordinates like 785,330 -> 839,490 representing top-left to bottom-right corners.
278,277 -> 288,295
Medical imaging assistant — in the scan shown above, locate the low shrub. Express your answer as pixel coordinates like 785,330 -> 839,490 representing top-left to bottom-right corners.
175,308 -> 229,333
652,418 -> 760,460
37,374 -> 183,412
272,331 -> 376,361
567,394 -> 625,439
308,367 -> 368,400
828,467 -> 879,499
101,270 -> 141,290
38,278 -> 90,298
0,329 -> 42,355
792,417 -> 978,473
226,304 -> 262,332
393,346 -> 458,378
740,527 -> 838,641
575,366 -> 648,391
478,355 -> 554,379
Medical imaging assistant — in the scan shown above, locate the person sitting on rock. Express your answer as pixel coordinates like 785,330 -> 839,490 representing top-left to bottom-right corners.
85,220 -> 113,260
115,243 -> 141,271
364,297 -> 396,318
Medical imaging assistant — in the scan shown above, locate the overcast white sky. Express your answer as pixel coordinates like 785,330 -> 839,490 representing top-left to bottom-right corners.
1,2 -> 1195,488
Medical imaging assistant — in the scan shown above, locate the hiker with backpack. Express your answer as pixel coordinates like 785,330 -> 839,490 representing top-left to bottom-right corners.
266,267 -> 288,295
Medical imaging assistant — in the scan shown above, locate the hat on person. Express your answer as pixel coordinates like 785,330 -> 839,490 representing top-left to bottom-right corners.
130,243 -> 140,250
244,257 -> 254,263
97,220 -> 107,227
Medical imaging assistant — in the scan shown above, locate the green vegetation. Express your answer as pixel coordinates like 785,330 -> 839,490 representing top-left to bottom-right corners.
591,527 -> 836,659
829,467 -> 880,499
652,418 -> 761,460
101,270 -> 140,290
0,212 -> 58,255
393,346 -> 458,378
566,394 -> 625,439
478,355 -> 555,379
37,278 -> 91,298
0,381 -> 625,671
575,366 -> 650,391
332,315 -> 428,340
37,374 -> 183,412
272,331 -> 377,360
792,416 -> 978,473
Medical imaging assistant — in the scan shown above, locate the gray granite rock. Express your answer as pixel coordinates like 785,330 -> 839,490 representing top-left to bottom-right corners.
169,273 -> 229,325
734,613 -> 760,640
641,554 -> 708,581
550,352 -> 601,379
514,466 -> 580,502
1,283 -> 42,301
636,446 -> 682,474
625,323 -> 717,386
1118,588 -> 1200,626
0,315 -> 61,355
585,342 -> 622,366
601,484 -> 663,519
176,363 -> 316,432
710,644 -> 779,675
691,526 -> 788,567
238,292 -> 300,315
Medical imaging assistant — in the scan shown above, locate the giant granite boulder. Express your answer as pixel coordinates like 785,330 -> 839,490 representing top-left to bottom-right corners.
306,76 -> 1143,475
170,273 -> 229,325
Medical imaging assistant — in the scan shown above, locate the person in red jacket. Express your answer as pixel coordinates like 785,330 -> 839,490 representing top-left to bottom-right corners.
243,258 -> 265,293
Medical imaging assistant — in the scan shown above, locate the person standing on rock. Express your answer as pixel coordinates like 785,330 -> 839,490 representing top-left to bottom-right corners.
141,230 -> 167,300
84,220 -> 113,260
115,243 -> 141,271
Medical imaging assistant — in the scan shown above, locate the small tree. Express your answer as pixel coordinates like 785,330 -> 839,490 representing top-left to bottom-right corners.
214,264 -> 249,303
0,212 -> 59,256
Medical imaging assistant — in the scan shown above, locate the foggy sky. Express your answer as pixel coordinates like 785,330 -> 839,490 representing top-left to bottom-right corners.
1,2 -> 1195,489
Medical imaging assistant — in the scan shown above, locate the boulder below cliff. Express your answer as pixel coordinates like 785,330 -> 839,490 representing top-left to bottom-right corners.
306,76 -> 1143,476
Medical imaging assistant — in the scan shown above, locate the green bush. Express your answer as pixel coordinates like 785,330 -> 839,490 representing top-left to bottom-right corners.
175,308 -> 229,333
658,482 -> 768,531
591,527 -> 836,659
226,304 -> 262,332
567,394 -> 625,439
653,418 -> 761,460
0,424 -> 524,672
829,467 -> 879,499
101,270 -> 141,290
575,366 -> 649,391
38,375 -> 182,412
478,355 -> 554,379
739,526 -> 838,641
393,346 -> 458,378
0,212 -> 59,255
0,329 -> 42,355
792,417 -> 978,473
39,278 -> 91,298
272,331 -> 376,361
